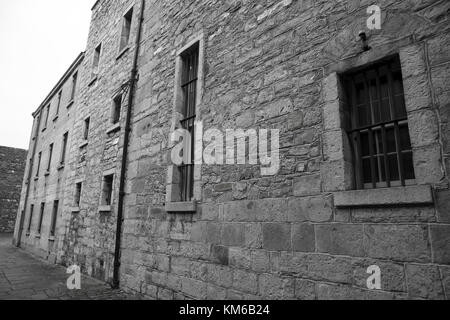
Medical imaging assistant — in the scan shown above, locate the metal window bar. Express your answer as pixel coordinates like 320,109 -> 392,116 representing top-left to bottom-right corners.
179,44 -> 199,202
345,57 -> 415,189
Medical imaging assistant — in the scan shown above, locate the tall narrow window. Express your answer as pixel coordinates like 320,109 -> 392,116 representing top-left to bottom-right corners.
119,8 -> 133,52
37,203 -> 45,235
43,105 -> 50,130
47,144 -> 53,172
27,204 -> 34,235
112,95 -> 122,125
60,132 -> 68,166
343,56 -> 415,189
84,117 -> 90,140
70,72 -> 78,102
50,200 -> 59,237
101,175 -> 114,206
92,44 -> 102,78
56,91 -> 62,116
179,43 -> 199,202
74,182 -> 82,207
36,152 -> 42,177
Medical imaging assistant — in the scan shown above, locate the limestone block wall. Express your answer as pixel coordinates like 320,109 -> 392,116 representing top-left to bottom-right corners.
118,0 -> 450,300
0,146 -> 27,233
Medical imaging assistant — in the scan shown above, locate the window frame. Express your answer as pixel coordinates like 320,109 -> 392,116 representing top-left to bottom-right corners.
119,6 -> 134,53
37,202 -> 45,236
165,33 -> 205,213
49,200 -> 59,238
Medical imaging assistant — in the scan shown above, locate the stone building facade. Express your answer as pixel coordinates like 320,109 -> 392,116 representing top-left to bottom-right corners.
0,146 -> 27,233
14,0 -> 450,300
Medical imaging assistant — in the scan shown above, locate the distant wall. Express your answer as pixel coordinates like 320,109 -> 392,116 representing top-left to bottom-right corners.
0,146 -> 27,233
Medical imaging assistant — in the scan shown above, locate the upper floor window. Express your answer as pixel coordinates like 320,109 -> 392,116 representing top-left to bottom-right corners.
112,94 -> 122,125
60,132 -> 68,166
84,117 -> 91,140
36,152 -> 42,177
119,7 -> 133,52
178,43 -> 199,202
55,90 -> 62,117
43,105 -> 50,130
70,72 -> 78,102
47,143 -> 54,173
74,182 -> 82,207
92,44 -> 102,78
342,56 -> 415,189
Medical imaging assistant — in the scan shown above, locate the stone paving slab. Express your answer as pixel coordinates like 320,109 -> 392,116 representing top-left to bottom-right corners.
0,234 -> 139,300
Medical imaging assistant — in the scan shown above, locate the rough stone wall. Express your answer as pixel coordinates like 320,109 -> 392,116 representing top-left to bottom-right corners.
14,0 -> 450,300
0,146 -> 27,233
16,55 -> 83,263
119,0 -> 450,300
58,0 -> 138,283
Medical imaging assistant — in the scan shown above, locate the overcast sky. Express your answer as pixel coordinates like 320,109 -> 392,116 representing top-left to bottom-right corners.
0,1 -> 93,150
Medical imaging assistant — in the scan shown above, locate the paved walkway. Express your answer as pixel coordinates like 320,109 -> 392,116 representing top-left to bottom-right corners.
0,233 -> 137,300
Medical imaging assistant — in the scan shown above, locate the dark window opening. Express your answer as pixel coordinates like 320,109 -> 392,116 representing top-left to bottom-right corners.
92,44 -> 101,78
71,72 -> 78,102
50,200 -> 59,237
36,152 -> 42,177
43,105 -> 50,129
84,117 -> 90,140
178,43 -> 199,202
74,182 -> 82,207
47,144 -> 53,172
56,91 -> 62,116
112,95 -> 122,125
102,175 -> 114,206
37,203 -> 45,235
342,56 -> 415,189
60,132 -> 68,165
119,8 -> 133,52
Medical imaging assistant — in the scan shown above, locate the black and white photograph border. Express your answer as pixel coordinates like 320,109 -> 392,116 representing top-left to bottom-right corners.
0,0 -> 449,304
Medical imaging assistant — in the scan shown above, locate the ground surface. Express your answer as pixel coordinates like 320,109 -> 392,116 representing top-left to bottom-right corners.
0,233 -> 138,300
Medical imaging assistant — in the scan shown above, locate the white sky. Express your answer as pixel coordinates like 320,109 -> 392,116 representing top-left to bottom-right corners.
0,1 -> 93,150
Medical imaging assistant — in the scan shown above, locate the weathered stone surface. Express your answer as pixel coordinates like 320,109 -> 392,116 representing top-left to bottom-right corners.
262,223 -> 291,251
430,225 -> 450,264
316,224 -> 364,257
406,264 -> 445,300
0,147 -> 27,233
258,274 -> 295,300
294,279 -> 316,300
364,225 -> 431,263
291,223 -> 315,253
436,190 -> 450,223
293,174 -> 321,197
232,270 -> 258,295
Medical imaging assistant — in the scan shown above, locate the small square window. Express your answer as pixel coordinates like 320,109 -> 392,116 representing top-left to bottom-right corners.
101,175 -> 114,206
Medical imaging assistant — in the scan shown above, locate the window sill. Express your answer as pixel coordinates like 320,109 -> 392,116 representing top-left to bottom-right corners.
42,127 -> 47,133
53,115 -> 59,122
44,171 -> 50,177
116,46 -> 130,60
88,76 -> 98,87
36,235 -> 41,239
34,176 -> 39,181
334,185 -> 434,208
99,205 -> 112,212
79,141 -> 89,149
26,233 -> 30,237
165,201 -> 197,213
106,123 -> 121,135
48,236 -> 55,242
71,207 -> 80,213
57,164 -> 65,171
67,100 -> 74,109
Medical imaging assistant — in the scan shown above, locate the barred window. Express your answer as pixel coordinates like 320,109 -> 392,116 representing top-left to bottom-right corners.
179,43 -> 199,202
343,56 -> 415,189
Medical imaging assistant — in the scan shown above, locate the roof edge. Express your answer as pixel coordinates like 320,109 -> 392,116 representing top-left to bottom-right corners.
32,52 -> 85,117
